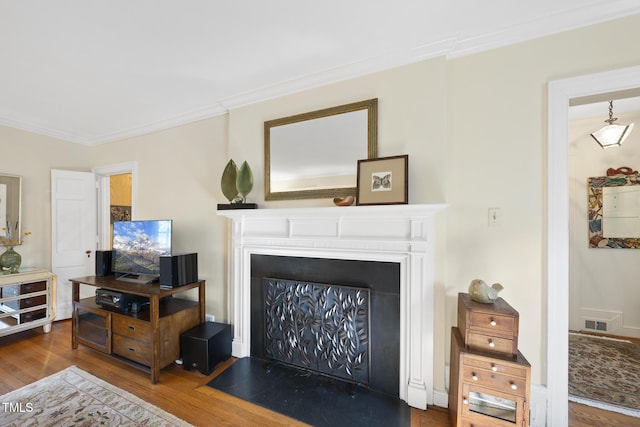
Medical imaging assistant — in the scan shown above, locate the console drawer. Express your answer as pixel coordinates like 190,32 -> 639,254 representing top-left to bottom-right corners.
21,281 -> 47,294
21,295 -> 46,308
112,315 -> 151,341
113,334 -> 152,365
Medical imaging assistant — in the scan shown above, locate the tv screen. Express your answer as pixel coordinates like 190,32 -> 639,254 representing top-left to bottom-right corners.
112,220 -> 172,280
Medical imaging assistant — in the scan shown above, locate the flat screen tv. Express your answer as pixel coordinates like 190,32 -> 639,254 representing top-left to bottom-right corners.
112,220 -> 172,283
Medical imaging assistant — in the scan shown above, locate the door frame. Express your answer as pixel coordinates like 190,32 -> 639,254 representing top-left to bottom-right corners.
547,65 -> 640,426
92,161 -> 138,249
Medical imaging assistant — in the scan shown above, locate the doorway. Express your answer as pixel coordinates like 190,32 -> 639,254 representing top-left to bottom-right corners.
94,162 -> 138,250
547,65 -> 640,426
51,162 -> 137,320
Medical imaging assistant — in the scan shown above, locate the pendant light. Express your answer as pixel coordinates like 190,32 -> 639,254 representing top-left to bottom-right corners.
590,100 -> 634,149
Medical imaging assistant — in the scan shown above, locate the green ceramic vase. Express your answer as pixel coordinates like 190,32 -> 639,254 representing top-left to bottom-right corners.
0,247 -> 21,274
236,161 -> 253,203
221,159 -> 239,203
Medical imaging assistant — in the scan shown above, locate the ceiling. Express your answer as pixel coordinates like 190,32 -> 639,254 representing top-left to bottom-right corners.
2,1 -> 640,146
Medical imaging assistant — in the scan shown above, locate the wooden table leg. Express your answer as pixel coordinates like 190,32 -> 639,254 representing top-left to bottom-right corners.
150,294 -> 160,384
199,280 -> 206,323
71,281 -> 79,349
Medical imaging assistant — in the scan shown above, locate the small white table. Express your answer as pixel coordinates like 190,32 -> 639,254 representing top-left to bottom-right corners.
0,268 -> 56,337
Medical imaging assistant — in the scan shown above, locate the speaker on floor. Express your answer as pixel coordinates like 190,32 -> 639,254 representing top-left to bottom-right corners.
95,250 -> 113,276
159,252 -> 198,288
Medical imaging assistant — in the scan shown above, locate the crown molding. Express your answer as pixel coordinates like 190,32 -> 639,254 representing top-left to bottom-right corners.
81,103 -> 228,146
0,115 -> 86,144
448,1 -> 640,58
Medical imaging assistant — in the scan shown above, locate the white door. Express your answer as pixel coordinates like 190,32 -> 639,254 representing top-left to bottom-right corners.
51,169 -> 97,319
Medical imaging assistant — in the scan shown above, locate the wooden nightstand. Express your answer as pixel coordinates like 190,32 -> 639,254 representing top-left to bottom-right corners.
449,293 -> 530,427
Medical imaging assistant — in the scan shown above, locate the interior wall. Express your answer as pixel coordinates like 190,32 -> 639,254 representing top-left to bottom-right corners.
569,109 -> 640,338
89,116 -> 230,321
0,125 -> 89,269
446,12 -> 640,389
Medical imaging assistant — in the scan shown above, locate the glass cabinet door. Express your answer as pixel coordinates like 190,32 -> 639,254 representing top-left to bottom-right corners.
74,304 -> 111,353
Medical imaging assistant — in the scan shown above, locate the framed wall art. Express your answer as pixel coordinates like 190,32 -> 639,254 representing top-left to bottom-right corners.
356,155 -> 408,205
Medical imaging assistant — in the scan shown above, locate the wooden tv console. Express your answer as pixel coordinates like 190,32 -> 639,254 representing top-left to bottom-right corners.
71,275 -> 205,383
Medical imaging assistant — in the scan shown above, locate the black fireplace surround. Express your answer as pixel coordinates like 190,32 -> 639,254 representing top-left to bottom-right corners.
250,254 -> 400,397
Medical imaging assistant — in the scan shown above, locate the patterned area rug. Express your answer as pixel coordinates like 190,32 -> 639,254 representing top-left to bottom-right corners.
568,333 -> 640,417
0,366 -> 192,426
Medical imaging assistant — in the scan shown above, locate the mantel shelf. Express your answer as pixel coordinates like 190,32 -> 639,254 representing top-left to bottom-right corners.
217,203 -> 446,220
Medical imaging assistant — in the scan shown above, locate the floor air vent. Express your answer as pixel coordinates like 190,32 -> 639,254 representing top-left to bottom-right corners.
584,319 -> 608,332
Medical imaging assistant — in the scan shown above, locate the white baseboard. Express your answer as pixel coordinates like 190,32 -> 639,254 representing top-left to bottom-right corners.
432,388 -> 449,408
529,383 -> 548,427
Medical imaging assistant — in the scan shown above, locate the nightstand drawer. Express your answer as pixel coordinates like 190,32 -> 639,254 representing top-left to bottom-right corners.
462,365 -> 527,396
467,311 -> 516,336
465,332 -> 516,355
113,334 -> 152,365
462,354 -> 528,379
112,315 -> 151,341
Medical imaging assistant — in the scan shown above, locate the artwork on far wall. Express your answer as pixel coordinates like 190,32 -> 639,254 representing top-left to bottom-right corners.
110,205 -> 131,223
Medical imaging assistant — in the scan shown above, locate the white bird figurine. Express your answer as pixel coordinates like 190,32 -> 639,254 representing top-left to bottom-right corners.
468,279 -> 503,304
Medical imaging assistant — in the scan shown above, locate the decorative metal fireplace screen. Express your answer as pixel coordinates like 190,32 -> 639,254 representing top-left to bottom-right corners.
263,278 -> 370,384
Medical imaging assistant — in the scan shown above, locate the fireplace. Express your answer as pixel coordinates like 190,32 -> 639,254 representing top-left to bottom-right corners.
251,255 -> 400,396
218,204 -> 444,410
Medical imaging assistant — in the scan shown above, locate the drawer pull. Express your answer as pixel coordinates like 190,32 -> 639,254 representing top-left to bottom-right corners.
488,339 -> 495,348
472,373 -> 478,381
510,382 -> 517,390
490,319 -> 497,326
128,347 -> 136,352
463,398 -> 469,405
491,364 -> 498,372
128,325 -> 135,331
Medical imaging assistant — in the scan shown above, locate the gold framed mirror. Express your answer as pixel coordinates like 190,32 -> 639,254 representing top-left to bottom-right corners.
264,98 -> 378,201
0,174 -> 22,246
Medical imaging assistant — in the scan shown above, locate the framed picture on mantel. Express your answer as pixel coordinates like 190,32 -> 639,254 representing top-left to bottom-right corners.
356,155 -> 408,206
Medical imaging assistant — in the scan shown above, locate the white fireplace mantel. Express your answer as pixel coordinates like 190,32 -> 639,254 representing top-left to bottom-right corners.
217,204 -> 445,410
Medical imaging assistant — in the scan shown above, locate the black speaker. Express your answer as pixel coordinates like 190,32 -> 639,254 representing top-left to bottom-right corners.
159,252 -> 198,288
95,250 -> 112,276
181,322 -> 231,375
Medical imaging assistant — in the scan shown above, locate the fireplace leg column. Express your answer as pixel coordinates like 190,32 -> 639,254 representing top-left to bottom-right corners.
404,247 -> 433,410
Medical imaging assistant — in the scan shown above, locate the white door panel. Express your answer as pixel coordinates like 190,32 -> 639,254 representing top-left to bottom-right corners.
51,170 -> 96,319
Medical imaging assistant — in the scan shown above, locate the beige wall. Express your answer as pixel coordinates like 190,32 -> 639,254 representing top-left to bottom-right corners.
3,12 -> 640,396
0,125 -> 89,268
446,13 -> 640,388
89,116 -> 230,319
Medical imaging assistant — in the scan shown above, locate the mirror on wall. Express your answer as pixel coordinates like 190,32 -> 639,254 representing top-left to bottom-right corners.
264,99 -> 378,201
0,174 -> 22,246
588,172 -> 640,248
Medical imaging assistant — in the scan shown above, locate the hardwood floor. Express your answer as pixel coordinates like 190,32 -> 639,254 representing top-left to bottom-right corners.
0,320 -> 638,426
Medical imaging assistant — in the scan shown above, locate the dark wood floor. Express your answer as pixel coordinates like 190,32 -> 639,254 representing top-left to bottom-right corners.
0,320 -> 638,426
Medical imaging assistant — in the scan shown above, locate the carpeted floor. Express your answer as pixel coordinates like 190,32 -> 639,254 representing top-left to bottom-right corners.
568,333 -> 640,417
0,366 -> 193,427
207,357 -> 411,427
